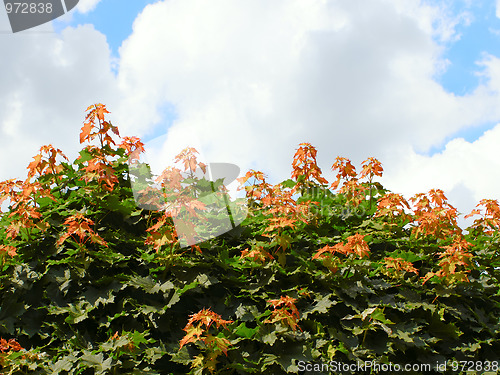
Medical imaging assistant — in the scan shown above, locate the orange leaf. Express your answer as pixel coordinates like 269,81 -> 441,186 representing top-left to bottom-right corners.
360,157 -> 383,179
80,121 -> 93,144
0,245 -> 17,257
179,324 -> 204,349
96,104 -> 110,121
346,233 -> 370,258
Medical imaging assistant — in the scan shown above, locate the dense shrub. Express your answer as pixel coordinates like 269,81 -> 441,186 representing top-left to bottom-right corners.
1,104 -> 499,374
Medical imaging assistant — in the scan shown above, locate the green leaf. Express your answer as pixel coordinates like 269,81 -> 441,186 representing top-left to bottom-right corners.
428,315 -> 461,340
369,308 -> 394,325
302,294 -> 338,319
80,351 -> 113,374
177,280 -> 199,296
279,179 -> 297,189
261,327 -> 279,346
127,275 -> 172,294
234,322 -> 259,339
48,355 -> 77,374
74,149 -> 93,164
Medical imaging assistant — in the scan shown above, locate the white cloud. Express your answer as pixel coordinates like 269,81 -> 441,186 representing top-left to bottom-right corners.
75,0 -> 102,14
0,24 -> 121,181
2,0 -> 500,231
379,123 -> 500,229
497,0 -> 500,19
381,123 -> 500,201
113,0 -> 500,220
116,1 -> 465,161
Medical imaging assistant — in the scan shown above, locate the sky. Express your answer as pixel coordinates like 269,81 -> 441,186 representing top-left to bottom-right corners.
1,0 -> 500,230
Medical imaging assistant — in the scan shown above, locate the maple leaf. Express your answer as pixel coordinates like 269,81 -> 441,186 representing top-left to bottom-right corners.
421,235 -> 473,285
190,354 -> 205,369
6,221 -> 22,239
236,169 -> 271,207
236,170 -> 267,186
265,296 -> 301,331
204,334 -> 231,356
331,157 -> 357,188
57,213 -> 107,247
119,136 -> 145,161
156,166 -> 184,191
144,212 -> 177,252
291,143 -> 329,192
179,308 -> 233,355
179,324 -> 204,349
269,294 -> 296,306
0,338 -> 22,353
375,192 -> 412,223
339,178 -> 367,205
265,309 -> 302,331
409,189 -> 461,239
0,338 -> 9,353
174,147 -> 205,174
464,209 -> 481,219
8,339 -> 22,352
346,233 -> 370,258
263,217 -> 297,233
184,198 -> 207,216
240,246 -> 274,264
27,154 -> 42,177
383,257 -> 418,276
27,144 -> 69,179
79,155 -> 119,192
360,157 -> 383,180
312,244 -> 335,260
96,105 -> 110,121
80,121 -> 94,144
185,308 -> 234,333
465,199 -> 500,235
144,230 -> 176,253
0,245 -> 17,257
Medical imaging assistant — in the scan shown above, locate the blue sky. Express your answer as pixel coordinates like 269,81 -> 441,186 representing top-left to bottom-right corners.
437,1 -> 498,95
55,0 -> 160,58
53,0 -> 175,143
428,0 -> 500,153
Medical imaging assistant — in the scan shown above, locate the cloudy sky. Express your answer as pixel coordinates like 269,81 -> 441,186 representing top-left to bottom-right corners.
1,0 -> 500,229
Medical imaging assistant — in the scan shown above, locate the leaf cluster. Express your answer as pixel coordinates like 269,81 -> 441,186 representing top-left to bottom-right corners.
1,105 -> 500,374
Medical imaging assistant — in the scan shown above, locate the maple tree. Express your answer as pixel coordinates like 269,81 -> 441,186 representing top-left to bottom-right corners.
0,104 -> 499,373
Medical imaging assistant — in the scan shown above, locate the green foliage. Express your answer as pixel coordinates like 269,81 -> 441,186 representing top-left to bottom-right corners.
1,106 -> 500,374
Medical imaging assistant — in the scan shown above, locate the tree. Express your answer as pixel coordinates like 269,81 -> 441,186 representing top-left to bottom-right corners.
1,104 -> 499,374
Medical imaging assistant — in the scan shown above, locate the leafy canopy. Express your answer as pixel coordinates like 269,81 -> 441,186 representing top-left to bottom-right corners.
1,104 -> 499,374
